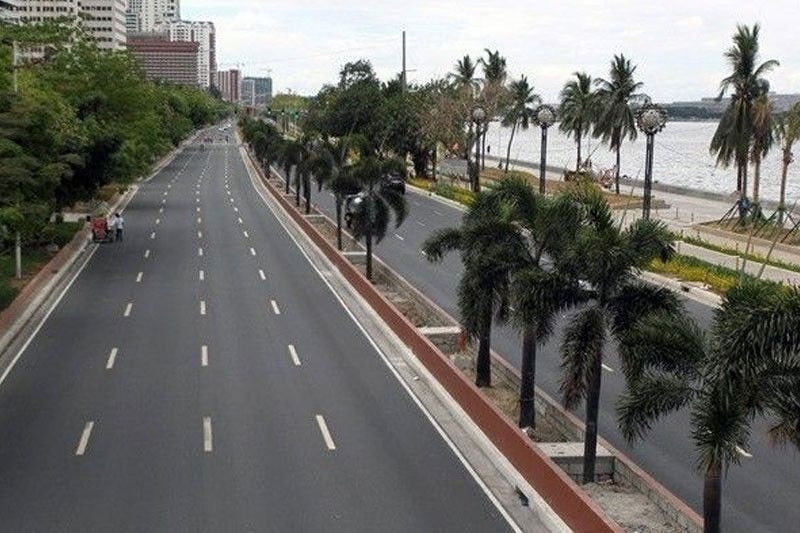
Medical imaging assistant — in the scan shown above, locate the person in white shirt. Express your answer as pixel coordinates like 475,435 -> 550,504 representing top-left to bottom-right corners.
114,213 -> 124,242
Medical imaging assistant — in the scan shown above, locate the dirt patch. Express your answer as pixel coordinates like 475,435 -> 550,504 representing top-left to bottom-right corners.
584,481 -> 681,533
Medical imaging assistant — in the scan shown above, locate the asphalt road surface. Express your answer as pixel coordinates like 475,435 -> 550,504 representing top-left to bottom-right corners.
0,135 -> 514,532
299,172 -> 800,533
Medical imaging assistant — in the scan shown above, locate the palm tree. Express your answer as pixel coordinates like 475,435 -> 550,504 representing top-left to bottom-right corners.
501,76 -> 540,173
346,156 -> 408,281
616,310 -> 747,533
479,49 -> 508,169
750,94 -> 774,207
773,102 -> 800,224
593,55 -> 647,194
560,184 -> 678,483
449,55 -> 480,96
710,23 -> 779,208
275,138 -> 303,196
559,72 -> 597,171
422,193 -> 527,387
488,178 -> 583,427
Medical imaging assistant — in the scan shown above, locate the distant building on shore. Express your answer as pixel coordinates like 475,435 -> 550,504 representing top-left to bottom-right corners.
214,69 -> 241,103
128,33 -> 199,86
667,92 -> 800,119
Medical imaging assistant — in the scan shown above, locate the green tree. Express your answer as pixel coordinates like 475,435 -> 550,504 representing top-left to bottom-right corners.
773,102 -> 800,224
559,72 -> 597,171
501,75 -> 539,173
593,55 -> 647,194
560,184 -> 678,483
275,138 -> 304,195
422,193 -> 526,387
347,156 -> 408,281
488,177 -> 583,427
710,23 -> 778,209
749,94 -> 774,207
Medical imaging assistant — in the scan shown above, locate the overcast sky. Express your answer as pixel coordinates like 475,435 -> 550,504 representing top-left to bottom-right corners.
183,1 -> 800,102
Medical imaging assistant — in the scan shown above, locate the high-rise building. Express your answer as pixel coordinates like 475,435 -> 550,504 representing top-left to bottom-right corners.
213,69 -> 240,103
128,33 -> 198,86
0,0 -> 126,51
241,78 -> 255,107
167,20 -> 215,87
126,0 -> 179,33
242,76 -> 272,107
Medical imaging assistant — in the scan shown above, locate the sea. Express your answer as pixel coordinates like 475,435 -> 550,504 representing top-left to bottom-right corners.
484,121 -> 799,204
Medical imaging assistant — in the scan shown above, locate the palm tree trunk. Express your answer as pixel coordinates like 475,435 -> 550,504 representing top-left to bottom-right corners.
581,348 -> 603,484
703,465 -> 722,533
304,177 -> 311,214
481,127 -> 486,170
475,309 -> 492,388
518,323 -> 537,429
295,175 -> 301,207
365,184 -> 374,281
284,166 -> 291,194
335,196 -> 343,250
432,146 -> 438,181
614,144 -> 621,195
753,156 -> 762,206
576,132 -> 582,171
779,152 -> 790,225
504,121 -> 518,173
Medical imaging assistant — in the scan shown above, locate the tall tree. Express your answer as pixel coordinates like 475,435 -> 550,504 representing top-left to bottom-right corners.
749,94 -> 774,207
710,23 -> 778,210
559,72 -> 597,171
501,75 -> 540,173
488,178 -> 583,428
773,102 -> 800,224
478,49 -> 508,169
422,193 -> 526,387
593,55 -> 647,194
560,184 -> 678,483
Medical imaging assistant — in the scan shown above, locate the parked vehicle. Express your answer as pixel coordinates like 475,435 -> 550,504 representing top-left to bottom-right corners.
381,173 -> 406,195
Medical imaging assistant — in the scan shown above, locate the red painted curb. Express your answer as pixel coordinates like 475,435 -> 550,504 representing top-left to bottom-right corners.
246,151 -> 622,533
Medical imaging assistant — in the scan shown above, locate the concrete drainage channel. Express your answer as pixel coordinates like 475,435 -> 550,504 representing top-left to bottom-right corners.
247,149 -> 704,532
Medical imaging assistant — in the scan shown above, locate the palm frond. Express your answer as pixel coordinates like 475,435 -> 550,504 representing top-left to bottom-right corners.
422,228 -> 462,262
560,305 -> 606,409
617,371 -> 697,443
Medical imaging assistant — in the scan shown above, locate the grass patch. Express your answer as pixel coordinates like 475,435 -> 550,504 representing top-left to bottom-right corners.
647,253 -> 785,295
680,234 -> 800,274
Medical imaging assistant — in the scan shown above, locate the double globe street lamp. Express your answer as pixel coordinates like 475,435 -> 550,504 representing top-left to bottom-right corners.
533,104 -> 557,195
635,103 -> 668,220
471,106 -> 486,193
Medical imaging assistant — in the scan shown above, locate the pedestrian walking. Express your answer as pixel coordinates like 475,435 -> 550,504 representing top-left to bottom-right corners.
114,213 -> 124,242
107,214 -> 117,241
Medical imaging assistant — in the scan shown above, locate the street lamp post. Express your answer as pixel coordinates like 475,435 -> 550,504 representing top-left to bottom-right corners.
636,103 -> 667,220
533,105 -> 557,195
471,106 -> 486,193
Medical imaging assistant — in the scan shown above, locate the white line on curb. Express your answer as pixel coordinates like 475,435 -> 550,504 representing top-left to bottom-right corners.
123,302 -> 132,317
315,415 -> 336,450
288,344 -> 301,366
75,421 -> 94,456
106,348 -> 118,370
203,416 -> 213,452
270,300 -> 280,315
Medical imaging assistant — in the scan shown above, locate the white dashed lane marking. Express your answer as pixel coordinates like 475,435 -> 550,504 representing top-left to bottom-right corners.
75,421 -> 95,456
315,415 -> 336,451
259,269 -> 266,281
288,344 -> 301,366
203,416 -> 213,452
106,347 -> 118,370
135,272 -> 143,283
123,303 -> 133,317
200,300 -> 207,316
270,300 -> 281,315
201,345 -> 208,367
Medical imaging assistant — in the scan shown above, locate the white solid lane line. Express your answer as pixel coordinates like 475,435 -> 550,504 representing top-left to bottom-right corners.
75,421 -> 95,456
258,269 -> 266,281
200,300 -> 206,315
270,300 -> 281,315
144,249 -> 150,259
136,272 -> 143,283
198,247 -> 203,257
106,347 -> 118,370
315,415 -> 336,450
201,345 -> 208,367
736,446 -> 754,458
602,364 -> 615,373
199,269 -> 205,281
203,416 -> 213,452
123,302 -> 133,317
249,247 -> 256,256
288,344 -> 301,366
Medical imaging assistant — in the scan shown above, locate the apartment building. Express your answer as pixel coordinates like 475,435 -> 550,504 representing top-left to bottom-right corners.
167,19 -> 215,87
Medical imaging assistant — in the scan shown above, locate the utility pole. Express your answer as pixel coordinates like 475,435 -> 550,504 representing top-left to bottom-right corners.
401,30 -> 406,93
12,40 -> 21,279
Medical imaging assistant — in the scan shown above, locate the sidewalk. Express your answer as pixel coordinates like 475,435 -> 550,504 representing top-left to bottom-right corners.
445,156 -> 800,286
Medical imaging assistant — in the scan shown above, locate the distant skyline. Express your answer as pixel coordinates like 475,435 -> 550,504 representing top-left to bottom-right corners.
183,1 -> 800,102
